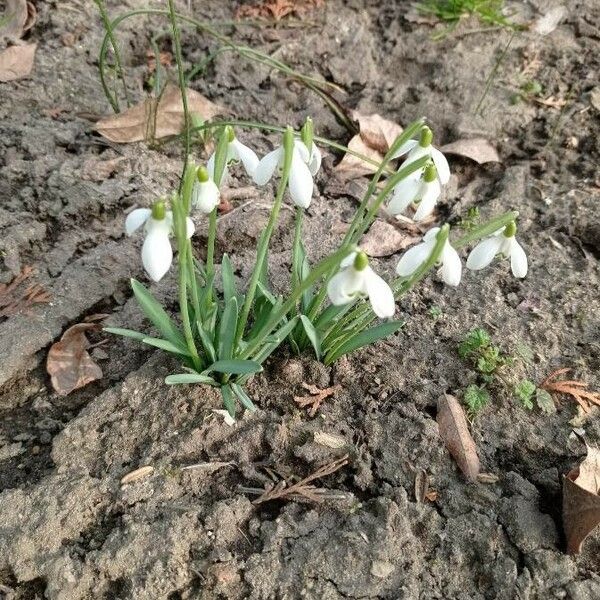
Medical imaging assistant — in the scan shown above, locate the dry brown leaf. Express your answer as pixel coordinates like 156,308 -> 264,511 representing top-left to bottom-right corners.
0,42 -> 36,82
335,111 -> 402,179
81,157 -> 125,181
95,85 -> 224,143
540,368 -> 600,413
437,394 -> 481,481
563,445 -> 600,554
47,323 -> 103,396
0,266 -> 50,318
361,220 -> 420,257
0,0 -> 34,39
440,138 -> 500,164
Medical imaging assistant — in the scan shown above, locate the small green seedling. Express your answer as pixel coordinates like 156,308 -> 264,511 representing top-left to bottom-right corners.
464,384 -> 490,414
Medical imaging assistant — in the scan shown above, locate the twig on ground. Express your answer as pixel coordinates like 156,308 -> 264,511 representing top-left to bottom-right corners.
540,368 -> 600,413
294,382 -> 340,416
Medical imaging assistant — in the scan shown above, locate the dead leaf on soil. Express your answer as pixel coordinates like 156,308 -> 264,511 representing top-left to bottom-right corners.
0,0 -> 35,40
81,157 -> 125,181
361,220 -> 420,257
294,382 -> 340,417
531,6 -> 567,36
437,394 -> 481,481
0,266 -> 50,318
47,323 -> 103,396
414,469 -> 437,502
540,368 -> 600,413
0,42 -> 36,82
563,445 -> 600,554
95,85 -> 224,143
146,49 -> 172,73
440,138 -> 500,165
335,111 -> 402,179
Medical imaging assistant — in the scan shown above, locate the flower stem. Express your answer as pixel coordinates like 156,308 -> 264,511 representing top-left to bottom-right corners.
206,207 -> 218,281
291,207 -> 304,292
453,210 -> 519,248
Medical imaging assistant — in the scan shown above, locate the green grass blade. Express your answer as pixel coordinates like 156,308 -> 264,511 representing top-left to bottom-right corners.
196,320 -> 217,364
165,373 -> 217,385
142,337 -> 190,355
221,254 -> 238,305
103,326 -> 147,341
231,383 -> 256,412
205,359 -> 263,375
300,315 -> 321,359
221,384 -> 236,418
218,297 -> 238,360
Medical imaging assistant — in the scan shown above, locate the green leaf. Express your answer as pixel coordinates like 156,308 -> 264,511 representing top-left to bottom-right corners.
300,315 -> 321,359
463,384 -> 490,414
515,379 -> 536,410
218,297 -> 238,360
142,337 -> 190,355
205,359 -> 263,375
221,254 -> 238,305
131,279 -> 186,349
536,388 -> 556,415
326,321 -> 404,364
165,373 -> 217,385
231,382 -> 256,411
251,317 -> 299,365
103,326 -> 147,341
248,295 -> 283,342
196,320 -> 217,364
221,384 -> 236,418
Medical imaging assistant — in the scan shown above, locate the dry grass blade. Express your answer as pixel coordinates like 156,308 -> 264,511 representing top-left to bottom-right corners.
294,382 -> 340,416
251,454 -> 350,504
540,368 -> 600,413
0,266 -> 50,318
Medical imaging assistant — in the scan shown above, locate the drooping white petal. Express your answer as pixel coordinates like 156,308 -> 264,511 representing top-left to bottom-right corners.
288,151 -> 314,209
212,409 -> 236,426
141,224 -> 173,282
308,144 -> 322,176
340,251 -> 357,269
327,268 -> 366,306
391,138 -> 418,159
294,140 -> 310,163
439,243 -> 462,286
253,147 -> 282,185
423,227 -> 441,243
207,153 -> 216,179
396,241 -> 434,277
466,236 -> 503,271
125,208 -> 151,235
387,173 -> 421,216
413,179 -> 440,221
193,179 -> 220,214
509,239 -> 528,278
403,144 -> 430,168
364,268 -> 396,318
231,139 -> 259,177
185,217 -> 195,239
430,147 -> 451,185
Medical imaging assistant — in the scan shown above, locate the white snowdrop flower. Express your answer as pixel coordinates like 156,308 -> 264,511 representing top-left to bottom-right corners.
207,128 -> 259,180
388,162 -> 441,221
396,227 -> 462,287
254,139 -> 315,209
300,116 -> 322,176
327,250 -> 396,318
125,201 -> 194,282
466,222 -> 528,278
392,126 -> 450,185
212,409 -> 236,426
192,165 -> 220,214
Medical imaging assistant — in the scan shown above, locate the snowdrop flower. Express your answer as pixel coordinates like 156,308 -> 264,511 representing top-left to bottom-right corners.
392,126 -> 450,185
466,222 -> 527,278
396,227 -> 462,287
327,250 -> 396,318
254,138 -> 316,209
212,409 -> 236,426
300,116 -> 322,176
192,165 -> 220,214
388,162 -> 440,221
207,127 -> 259,180
125,200 -> 194,282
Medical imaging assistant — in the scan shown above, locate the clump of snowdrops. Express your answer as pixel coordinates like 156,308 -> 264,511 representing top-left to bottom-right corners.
107,117 -> 527,420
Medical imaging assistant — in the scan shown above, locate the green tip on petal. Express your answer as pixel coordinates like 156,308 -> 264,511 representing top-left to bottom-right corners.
151,200 -> 166,220
353,251 -> 369,271
197,166 -> 210,183
503,221 -> 517,238
225,125 -> 235,143
419,126 -> 433,148
301,117 -> 314,150
423,163 -> 437,182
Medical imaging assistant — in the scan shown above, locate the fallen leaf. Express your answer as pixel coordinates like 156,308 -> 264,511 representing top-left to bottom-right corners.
540,368 -> 600,413
563,445 -> 600,554
440,138 -> 500,164
95,85 -> 224,143
0,42 -> 36,82
437,394 -> 481,481
47,323 -> 103,396
0,0 -> 32,39
361,220 -> 420,257
120,465 -> 154,485
335,111 -> 402,179
531,6 -> 567,36
81,157 -> 125,181
0,266 -> 50,319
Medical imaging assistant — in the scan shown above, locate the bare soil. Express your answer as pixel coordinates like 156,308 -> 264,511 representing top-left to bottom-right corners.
1,1 -> 600,598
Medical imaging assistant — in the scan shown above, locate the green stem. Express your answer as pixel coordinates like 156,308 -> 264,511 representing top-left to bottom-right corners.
206,208 -> 218,282
291,207 -> 304,292
234,128 -> 295,347
453,210 -> 518,248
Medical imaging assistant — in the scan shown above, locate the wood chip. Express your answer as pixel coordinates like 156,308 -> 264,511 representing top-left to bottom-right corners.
120,465 -> 155,485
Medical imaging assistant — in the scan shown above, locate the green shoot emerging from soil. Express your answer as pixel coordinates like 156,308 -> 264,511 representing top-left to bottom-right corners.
417,0 -> 516,29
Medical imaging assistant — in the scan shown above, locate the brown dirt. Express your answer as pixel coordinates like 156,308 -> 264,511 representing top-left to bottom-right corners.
1,0 -> 600,598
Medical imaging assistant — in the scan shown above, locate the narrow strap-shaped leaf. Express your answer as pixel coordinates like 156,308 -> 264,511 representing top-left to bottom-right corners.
221,384 -> 236,418
300,315 -> 321,360
247,296 -> 283,342
231,382 -> 256,411
300,253 -> 313,313
221,254 -> 238,305
103,326 -> 147,341
256,279 -> 276,304
205,359 -> 263,375
142,337 -> 191,355
250,317 -> 299,364
196,320 -> 217,364
165,373 -> 217,385
131,279 -> 186,349
314,303 -> 354,331
218,296 -> 238,360
326,321 -> 404,364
